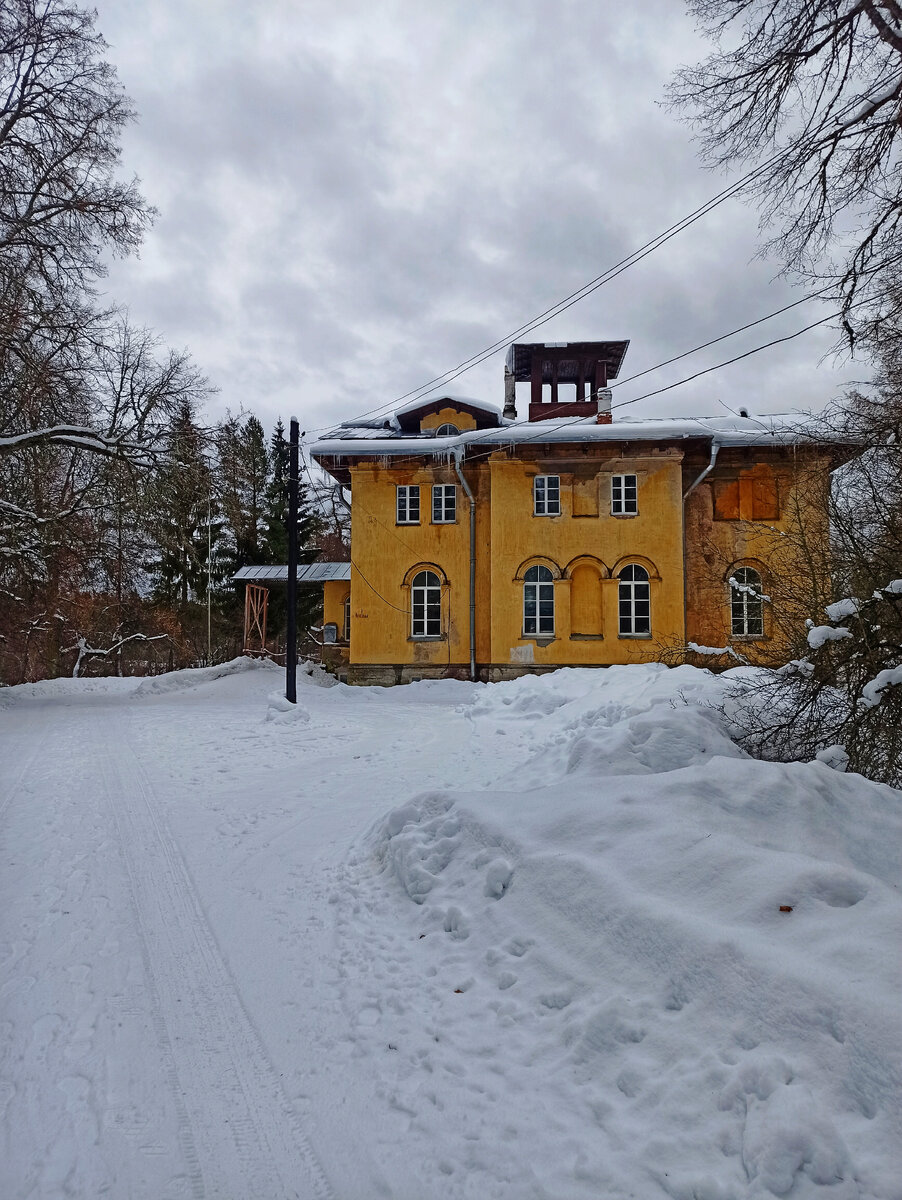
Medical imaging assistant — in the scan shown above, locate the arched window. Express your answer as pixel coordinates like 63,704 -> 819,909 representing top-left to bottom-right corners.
618,564 -> 650,636
343,594 -> 351,641
411,570 -> 442,637
435,423 -> 459,436
524,565 -> 554,635
731,567 -> 765,637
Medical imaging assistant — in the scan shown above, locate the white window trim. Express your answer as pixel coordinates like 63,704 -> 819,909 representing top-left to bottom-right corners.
410,570 -> 442,638
431,483 -> 457,524
534,475 -> 561,517
618,566 -> 651,637
523,566 -> 555,636
396,485 -> 420,525
611,473 -> 638,516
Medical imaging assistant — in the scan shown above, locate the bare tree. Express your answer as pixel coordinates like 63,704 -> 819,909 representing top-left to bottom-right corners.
725,323 -> 902,784
668,1 -> 902,342
0,3 -> 214,681
0,0 -> 151,295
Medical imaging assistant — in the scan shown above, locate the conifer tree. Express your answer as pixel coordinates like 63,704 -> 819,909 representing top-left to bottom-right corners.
262,419 -> 322,640
150,400 -> 217,609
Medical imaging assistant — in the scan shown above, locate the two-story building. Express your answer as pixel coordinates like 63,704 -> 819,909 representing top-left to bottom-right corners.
310,340 -> 843,685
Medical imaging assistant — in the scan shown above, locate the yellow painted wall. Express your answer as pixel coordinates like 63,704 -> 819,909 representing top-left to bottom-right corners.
321,437 -> 838,679
343,446 -> 692,675
684,452 -> 832,661
485,451 -> 686,668
348,461 -> 473,670
419,406 -> 478,433
323,579 -> 350,639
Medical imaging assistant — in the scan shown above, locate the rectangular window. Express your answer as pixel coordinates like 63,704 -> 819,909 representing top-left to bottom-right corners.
432,484 -> 456,523
611,474 -> 638,515
534,475 -> 561,516
396,485 -> 420,524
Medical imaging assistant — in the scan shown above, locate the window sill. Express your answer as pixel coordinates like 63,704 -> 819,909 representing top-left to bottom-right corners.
730,635 -> 769,642
570,633 -> 604,641
431,520 -> 457,525
618,633 -> 652,640
407,636 -> 446,643
533,512 -> 562,519
397,521 -> 420,526
610,511 -> 639,518
520,635 -> 556,646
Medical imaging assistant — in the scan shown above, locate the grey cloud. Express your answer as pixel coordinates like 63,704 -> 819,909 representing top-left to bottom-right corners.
92,0 -> 865,441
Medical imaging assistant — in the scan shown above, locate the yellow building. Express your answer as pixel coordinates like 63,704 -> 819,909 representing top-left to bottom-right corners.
311,341 -> 843,685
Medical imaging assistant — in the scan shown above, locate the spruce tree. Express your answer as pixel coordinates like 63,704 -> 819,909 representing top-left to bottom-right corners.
262,419 -> 322,642
150,400 -> 217,608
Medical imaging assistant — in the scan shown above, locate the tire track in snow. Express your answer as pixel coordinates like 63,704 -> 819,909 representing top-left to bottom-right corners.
0,733 -> 45,823
100,713 -> 335,1200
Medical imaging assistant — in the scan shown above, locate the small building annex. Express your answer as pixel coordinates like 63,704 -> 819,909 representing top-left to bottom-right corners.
308,339 -> 847,685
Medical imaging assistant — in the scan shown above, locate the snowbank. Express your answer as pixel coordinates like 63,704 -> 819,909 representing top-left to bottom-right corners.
129,655 -> 337,699
130,655 -> 279,697
0,675 -> 141,704
351,665 -> 902,1198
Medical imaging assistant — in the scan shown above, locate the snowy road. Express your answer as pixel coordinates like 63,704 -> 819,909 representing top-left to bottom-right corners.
2,660 -> 901,1199
0,664 -> 528,1199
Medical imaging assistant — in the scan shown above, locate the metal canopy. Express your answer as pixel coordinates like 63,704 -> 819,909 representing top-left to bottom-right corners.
233,563 -> 351,585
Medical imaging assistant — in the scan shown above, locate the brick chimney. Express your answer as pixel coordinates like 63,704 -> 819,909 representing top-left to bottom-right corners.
503,366 -> 517,420
596,387 -> 613,424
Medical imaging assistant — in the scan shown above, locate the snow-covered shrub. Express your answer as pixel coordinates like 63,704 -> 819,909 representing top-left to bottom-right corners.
729,581 -> 902,785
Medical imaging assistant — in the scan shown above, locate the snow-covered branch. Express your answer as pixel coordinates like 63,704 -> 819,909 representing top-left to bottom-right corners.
63,632 -> 169,678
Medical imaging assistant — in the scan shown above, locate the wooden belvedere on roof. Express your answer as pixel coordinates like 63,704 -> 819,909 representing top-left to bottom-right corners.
506,340 -> 630,422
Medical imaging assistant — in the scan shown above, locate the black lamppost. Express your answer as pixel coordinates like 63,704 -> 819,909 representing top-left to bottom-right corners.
285,417 -> 299,703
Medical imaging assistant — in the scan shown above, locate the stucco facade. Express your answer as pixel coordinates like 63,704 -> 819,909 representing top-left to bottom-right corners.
315,417 -> 838,684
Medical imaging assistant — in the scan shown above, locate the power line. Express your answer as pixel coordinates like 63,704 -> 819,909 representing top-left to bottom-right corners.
311,288 -> 847,475
298,445 -> 411,613
608,310 -> 847,413
313,70 -> 900,433
607,287 -> 832,394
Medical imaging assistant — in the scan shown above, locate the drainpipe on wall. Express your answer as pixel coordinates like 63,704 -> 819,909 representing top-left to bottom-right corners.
682,439 -> 719,501
681,439 -> 720,653
453,448 -> 477,681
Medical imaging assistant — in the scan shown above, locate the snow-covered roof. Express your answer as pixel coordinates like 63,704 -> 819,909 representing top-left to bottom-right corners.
233,563 -> 351,584
391,394 -> 502,421
312,412 -> 840,461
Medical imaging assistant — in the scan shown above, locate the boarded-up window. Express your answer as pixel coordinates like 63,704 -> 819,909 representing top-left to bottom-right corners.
713,480 -> 740,520
751,474 -> 780,520
572,476 -> 599,517
570,565 -> 603,636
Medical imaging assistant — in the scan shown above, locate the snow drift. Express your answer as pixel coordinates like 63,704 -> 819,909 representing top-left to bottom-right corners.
352,665 -> 902,1198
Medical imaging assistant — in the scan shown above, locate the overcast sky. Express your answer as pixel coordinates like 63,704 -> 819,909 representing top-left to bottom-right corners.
92,0 -> 864,439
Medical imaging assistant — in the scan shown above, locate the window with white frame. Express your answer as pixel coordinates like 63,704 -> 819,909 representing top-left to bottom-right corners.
435,423 -> 459,436
432,484 -> 456,523
534,475 -> 560,516
411,570 -> 442,637
343,594 -> 351,641
523,565 -> 555,635
396,485 -> 420,524
730,567 -> 765,637
611,473 -> 638,515
618,564 -> 650,635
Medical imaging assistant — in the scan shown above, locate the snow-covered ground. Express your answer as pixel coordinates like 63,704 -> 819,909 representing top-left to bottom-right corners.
1,660 -> 900,1199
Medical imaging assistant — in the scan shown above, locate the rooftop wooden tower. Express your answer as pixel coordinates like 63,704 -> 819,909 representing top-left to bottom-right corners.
505,340 -> 630,422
